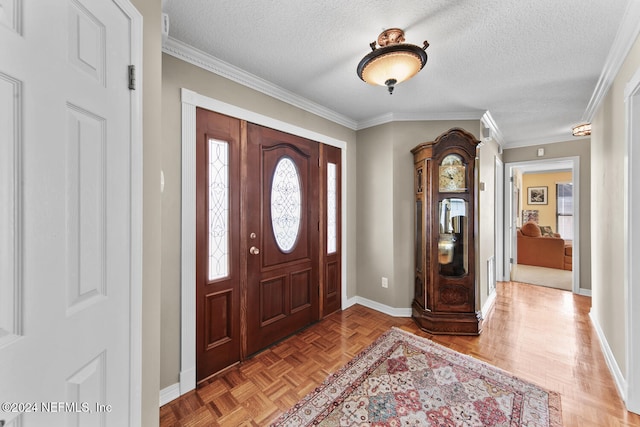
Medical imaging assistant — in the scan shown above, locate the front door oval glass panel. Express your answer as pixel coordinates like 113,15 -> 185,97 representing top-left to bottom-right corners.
271,156 -> 302,252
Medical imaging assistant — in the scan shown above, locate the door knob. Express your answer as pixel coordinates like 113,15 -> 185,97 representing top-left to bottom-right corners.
250,246 -> 260,255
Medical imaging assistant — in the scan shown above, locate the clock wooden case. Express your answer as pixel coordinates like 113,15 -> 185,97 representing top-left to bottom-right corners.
411,128 -> 482,335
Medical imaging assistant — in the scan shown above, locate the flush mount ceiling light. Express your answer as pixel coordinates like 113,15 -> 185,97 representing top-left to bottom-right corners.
572,123 -> 591,136
357,28 -> 429,95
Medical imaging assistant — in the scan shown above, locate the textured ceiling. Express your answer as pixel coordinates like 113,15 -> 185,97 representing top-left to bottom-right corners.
162,0 -> 632,147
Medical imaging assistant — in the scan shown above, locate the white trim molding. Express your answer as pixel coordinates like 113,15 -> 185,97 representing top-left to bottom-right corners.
481,290 -> 497,321
590,312 -> 627,401
163,37 -> 505,137
114,1 -> 144,424
164,38 -> 357,130
624,64 -> 640,414
160,383 -> 181,407
356,111 -> 485,131
481,111 -> 505,148
342,293 -> 495,323
502,135 -> 589,150
579,288 -> 592,297
583,0 -> 640,122
179,99 -> 197,396
344,296 -> 412,318
179,88 -> 349,397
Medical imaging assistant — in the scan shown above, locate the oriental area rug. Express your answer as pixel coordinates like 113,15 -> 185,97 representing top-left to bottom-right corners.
271,327 -> 562,427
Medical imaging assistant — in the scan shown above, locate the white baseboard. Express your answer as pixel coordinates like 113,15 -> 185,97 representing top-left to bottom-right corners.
580,288 -> 592,297
346,292 -> 497,322
179,367 -> 196,398
589,311 -> 627,401
482,290 -> 497,319
342,295 -> 358,310
159,383 -> 181,407
344,296 -> 412,317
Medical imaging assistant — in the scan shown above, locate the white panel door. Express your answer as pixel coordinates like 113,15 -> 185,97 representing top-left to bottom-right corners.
0,1 -> 140,426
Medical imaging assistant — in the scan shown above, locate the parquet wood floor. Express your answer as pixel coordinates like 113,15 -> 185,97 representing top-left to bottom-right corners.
159,281 -> 640,426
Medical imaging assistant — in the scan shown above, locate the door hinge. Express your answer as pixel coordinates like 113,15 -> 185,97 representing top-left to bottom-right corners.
509,257 -> 513,264
128,65 -> 136,90
509,176 -> 513,182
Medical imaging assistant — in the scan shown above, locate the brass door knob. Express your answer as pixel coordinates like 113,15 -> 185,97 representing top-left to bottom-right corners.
250,246 -> 260,255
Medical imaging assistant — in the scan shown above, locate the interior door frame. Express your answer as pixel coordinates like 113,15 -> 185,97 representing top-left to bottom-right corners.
624,65 -> 640,413
494,157 -> 504,284
179,88 -> 348,395
124,2 -> 143,423
503,157 -> 582,294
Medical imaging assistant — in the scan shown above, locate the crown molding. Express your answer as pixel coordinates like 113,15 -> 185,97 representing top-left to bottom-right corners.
164,37 -> 505,135
481,111 -> 505,147
356,111 -> 484,130
163,37 -> 359,130
583,0 -> 640,122
502,135 -> 589,150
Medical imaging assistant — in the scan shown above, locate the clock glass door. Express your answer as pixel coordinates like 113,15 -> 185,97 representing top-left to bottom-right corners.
438,198 -> 468,276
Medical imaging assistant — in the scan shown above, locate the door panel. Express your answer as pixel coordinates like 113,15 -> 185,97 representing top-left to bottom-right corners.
246,123 -> 319,355
321,144 -> 342,317
0,1 -> 137,424
195,108 -> 241,382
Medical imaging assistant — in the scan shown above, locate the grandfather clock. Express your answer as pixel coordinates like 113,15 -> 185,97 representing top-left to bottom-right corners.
411,128 -> 482,335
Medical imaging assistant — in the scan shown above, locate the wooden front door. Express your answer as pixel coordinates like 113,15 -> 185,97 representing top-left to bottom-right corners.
245,123 -> 320,355
195,108 -> 241,381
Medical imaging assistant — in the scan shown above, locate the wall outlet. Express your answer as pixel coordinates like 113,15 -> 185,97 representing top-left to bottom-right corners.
381,277 -> 388,288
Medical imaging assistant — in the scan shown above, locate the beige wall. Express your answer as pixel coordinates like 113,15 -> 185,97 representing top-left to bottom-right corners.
503,139 -> 591,291
477,138 -> 502,306
591,31 -> 640,379
356,121 -> 498,312
521,171 -> 573,230
160,54 -> 358,388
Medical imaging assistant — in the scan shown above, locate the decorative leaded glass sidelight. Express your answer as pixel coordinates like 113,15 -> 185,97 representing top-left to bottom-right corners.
208,138 -> 229,280
271,157 -> 302,252
327,163 -> 337,254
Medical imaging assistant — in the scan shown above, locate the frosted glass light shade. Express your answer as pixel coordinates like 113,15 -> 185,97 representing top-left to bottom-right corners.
572,123 -> 591,136
357,28 -> 428,94
360,47 -> 426,86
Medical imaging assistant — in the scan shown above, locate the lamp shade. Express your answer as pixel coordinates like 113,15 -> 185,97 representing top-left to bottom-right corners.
357,28 -> 428,94
572,123 -> 591,136
359,45 -> 428,86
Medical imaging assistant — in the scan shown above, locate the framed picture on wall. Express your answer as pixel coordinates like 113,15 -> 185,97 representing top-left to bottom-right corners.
522,209 -> 539,224
527,186 -> 548,205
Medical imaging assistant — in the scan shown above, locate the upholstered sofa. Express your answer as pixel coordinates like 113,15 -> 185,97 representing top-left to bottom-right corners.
517,221 -> 572,270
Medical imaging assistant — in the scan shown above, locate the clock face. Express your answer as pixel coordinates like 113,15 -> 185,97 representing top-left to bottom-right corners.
438,155 -> 466,192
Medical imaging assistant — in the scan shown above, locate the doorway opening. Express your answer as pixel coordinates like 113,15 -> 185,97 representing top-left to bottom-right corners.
503,158 -> 583,295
